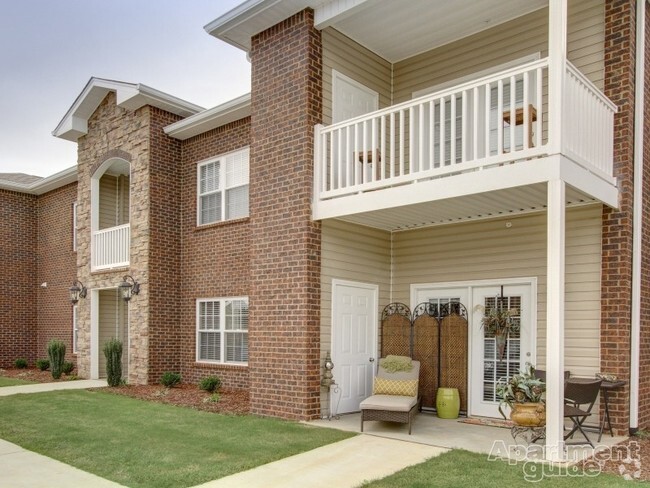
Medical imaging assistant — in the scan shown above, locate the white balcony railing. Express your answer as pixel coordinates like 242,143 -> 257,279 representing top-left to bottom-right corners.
314,58 -> 616,204
92,223 -> 130,270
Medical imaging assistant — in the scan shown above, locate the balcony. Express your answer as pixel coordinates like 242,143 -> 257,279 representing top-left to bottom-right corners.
92,223 -> 130,270
313,59 -> 617,230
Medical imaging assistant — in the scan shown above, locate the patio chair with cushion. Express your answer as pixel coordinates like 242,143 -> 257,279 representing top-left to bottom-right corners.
360,357 -> 420,435
563,378 -> 602,447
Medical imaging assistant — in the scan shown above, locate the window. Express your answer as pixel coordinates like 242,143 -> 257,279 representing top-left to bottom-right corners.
197,298 -> 249,364
72,202 -> 78,251
72,305 -> 79,353
197,148 -> 249,225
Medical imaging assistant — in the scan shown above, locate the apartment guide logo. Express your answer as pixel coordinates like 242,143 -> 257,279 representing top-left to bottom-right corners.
487,440 -> 642,482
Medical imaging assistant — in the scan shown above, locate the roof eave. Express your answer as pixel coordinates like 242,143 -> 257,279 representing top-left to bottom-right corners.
0,166 -> 77,195
164,93 -> 251,140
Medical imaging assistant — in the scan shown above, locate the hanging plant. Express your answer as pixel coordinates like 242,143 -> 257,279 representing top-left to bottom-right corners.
475,303 -> 520,360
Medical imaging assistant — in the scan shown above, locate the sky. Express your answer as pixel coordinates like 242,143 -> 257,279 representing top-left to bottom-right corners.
0,0 -> 250,177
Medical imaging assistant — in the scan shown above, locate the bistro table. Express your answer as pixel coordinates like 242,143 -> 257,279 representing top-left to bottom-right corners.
565,377 -> 626,442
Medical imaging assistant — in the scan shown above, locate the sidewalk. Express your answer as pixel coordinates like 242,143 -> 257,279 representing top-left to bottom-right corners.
0,379 -> 107,396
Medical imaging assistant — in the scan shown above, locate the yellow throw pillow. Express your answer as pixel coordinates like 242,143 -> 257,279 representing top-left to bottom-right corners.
373,377 -> 418,397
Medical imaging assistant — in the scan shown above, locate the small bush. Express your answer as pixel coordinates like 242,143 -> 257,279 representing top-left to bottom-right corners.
161,372 -> 181,388
47,340 -> 66,379
14,358 -> 28,369
202,393 -> 221,404
198,376 -> 222,393
35,359 -> 50,371
103,339 -> 123,387
62,361 -> 75,375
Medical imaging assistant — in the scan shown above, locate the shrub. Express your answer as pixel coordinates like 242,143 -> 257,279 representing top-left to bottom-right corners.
103,339 -> 123,387
202,393 -> 221,404
14,358 -> 28,369
161,372 -> 181,388
47,340 -> 66,379
199,376 -> 222,393
62,361 -> 75,375
35,359 -> 50,371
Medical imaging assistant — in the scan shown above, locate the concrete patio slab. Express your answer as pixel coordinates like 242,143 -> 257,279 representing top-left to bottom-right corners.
193,435 -> 446,488
0,379 -> 107,396
309,411 -> 628,463
0,439 -> 124,488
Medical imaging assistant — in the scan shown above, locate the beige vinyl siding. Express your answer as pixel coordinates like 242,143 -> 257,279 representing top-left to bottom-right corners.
98,289 -> 128,377
320,219 -> 391,411
391,205 -> 602,377
322,28 -> 392,125
98,174 -> 130,230
392,0 -> 604,103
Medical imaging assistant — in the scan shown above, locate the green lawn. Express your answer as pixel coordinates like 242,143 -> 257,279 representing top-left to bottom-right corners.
361,449 -> 633,487
0,377 -> 35,387
0,390 -> 354,488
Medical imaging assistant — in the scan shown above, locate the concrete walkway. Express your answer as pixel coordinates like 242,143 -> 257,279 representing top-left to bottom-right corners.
0,379 -> 107,396
194,435 -> 446,488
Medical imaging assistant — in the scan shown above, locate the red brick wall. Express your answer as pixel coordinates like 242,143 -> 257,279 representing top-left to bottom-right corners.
0,189 -> 37,367
36,183 -> 78,364
147,108 -> 183,383
179,118 -> 252,388
638,0 -> 650,430
601,0 -> 637,433
248,9 -> 323,420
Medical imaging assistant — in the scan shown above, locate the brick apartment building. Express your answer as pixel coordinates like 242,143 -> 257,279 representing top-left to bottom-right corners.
1,0 -> 649,458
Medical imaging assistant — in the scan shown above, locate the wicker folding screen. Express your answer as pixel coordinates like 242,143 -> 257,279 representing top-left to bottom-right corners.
380,301 -> 468,412
380,303 -> 411,358
439,311 -> 469,412
412,304 -> 439,409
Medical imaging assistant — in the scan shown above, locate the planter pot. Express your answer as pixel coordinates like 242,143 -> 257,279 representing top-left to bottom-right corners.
510,402 -> 546,427
436,387 -> 460,419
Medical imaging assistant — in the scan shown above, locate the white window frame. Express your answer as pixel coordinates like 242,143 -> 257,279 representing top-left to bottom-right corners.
72,202 -> 78,251
72,304 -> 79,354
196,297 -> 249,365
196,147 -> 250,226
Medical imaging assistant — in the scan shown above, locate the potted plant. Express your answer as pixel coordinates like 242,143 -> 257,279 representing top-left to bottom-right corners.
496,363 -> 546,426
476,303 -> 520,360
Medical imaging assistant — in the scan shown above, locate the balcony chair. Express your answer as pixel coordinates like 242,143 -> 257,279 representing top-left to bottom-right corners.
533,368 -> 571,382
360,358 -> 420,435
563,378 -> 602,448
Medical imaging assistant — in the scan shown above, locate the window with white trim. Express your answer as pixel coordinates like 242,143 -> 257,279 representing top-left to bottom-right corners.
72,305 -> 79,353
197,298 -> 249,364
197,148 -> 249,225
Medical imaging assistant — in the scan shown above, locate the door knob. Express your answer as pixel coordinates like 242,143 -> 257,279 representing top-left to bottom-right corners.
369,358 -> 375,362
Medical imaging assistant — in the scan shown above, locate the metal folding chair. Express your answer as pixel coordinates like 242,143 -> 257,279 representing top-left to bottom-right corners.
563,379 -> 602,447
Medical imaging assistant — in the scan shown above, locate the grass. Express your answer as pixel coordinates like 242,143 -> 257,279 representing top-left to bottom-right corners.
0,376 -> 36,387
0,390 -> 354,488
361,449 -> 634,487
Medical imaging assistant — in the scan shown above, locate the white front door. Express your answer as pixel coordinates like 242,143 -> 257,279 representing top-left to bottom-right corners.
331,280 -> 378,414
469,284 -> 535,418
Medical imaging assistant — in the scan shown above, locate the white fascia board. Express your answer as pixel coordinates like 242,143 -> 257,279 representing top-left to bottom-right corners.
314,0 -> 375,29
204,0 -> 312,52
0,166 -> 77,195
164,94 -> 251,140
53,77 -> 203,142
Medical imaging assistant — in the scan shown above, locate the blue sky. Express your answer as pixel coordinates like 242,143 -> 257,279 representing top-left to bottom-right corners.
0,0 -> 250,176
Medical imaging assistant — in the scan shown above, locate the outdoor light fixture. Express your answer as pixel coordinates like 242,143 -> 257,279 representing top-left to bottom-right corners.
118,275 -> 140,302
69,280 -> 87,304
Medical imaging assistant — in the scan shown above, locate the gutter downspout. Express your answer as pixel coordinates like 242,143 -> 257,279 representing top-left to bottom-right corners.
630,0 -> 646,435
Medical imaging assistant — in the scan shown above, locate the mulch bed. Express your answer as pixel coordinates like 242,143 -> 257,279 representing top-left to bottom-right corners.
96,384 -> 250,415
1,367 -> 250,415
580,436 -> 650,481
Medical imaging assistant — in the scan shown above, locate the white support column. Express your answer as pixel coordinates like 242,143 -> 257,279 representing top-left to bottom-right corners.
545,179 -> 566,461
548,0 -> 567,154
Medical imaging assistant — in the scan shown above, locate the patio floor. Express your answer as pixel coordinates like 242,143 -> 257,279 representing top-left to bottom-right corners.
309,410 -> 628,463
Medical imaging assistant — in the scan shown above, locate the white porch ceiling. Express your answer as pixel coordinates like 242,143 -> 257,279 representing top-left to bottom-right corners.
336,183 -> 598,232
329,0 -> 548,62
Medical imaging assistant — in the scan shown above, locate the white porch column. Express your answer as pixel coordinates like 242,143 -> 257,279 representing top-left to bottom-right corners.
548,0 -> 567,154
545,179 -> 566,461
